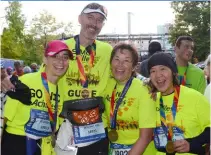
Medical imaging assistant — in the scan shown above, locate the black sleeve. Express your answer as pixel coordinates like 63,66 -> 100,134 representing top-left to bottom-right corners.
6,75 -> 32,105
186,127 -> 210,154
140,60 -> 149,78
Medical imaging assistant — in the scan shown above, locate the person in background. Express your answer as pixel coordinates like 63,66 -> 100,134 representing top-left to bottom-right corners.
204,54 -> 210,103
23,66 -> 32,74
13,61 -> 24,77
140,41 -> 162,78
1,64 -> 8,138
30,63 -> 38,72
192,56 -> 199,64
135,55 -> 147,81
6,67 -> 13,77
148,52 -> 210,155
174,36 -> 206,94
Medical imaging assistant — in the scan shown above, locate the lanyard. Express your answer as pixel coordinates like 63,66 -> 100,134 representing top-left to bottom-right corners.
110,77 -> 133,129
41,72 -> 59,133
74,35 -> 96,88
159,86 -> 180,140
179,65 -> 188,86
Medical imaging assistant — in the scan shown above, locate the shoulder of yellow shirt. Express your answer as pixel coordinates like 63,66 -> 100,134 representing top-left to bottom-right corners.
132,78 -> 149,92
65,37 -> 113,52
19,72 -> 40,85
180,85 -> 205,99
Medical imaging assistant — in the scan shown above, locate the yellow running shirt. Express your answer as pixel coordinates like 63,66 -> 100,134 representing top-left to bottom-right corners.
154,85 -> 210,155
4,72 -> 64,155
103,77 -> 157,155
58,38 -> 112,101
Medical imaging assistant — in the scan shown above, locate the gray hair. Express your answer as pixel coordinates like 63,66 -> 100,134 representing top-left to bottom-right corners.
23,66 -> 32,74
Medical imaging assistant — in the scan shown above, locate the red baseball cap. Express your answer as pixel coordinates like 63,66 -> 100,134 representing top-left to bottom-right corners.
45,40 -> 73,59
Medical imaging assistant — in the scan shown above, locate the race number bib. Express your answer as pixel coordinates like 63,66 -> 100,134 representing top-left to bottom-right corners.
154,126 -> 167,149
25,109 -> 52,140
110,143 -> 132,155
72,121 -> 106,144
172,126 -> 184,141
154,126 -> 184,149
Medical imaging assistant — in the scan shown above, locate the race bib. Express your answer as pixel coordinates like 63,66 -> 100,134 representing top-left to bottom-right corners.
154,126 -> 167,149
110,143 -> 132,155
72,121 -> 106,144
172,126 -> 184,141
25,109 -> 52,140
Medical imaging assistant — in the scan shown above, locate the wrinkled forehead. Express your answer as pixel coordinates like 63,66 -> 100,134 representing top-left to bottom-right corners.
114,49 -> 133,58
181,40 -> 194,47
83,12 -> 105,19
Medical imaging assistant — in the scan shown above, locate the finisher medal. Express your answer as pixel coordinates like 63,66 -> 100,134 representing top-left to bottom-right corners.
81,88 -> 90,98
108,129 -> 118,142
166,141 -> 174,154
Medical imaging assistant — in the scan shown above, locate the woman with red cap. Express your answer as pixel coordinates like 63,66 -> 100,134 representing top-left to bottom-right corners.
1,40 -> 73,155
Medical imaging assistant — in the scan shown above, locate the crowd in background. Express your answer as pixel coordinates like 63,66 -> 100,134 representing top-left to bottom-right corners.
0,2 -> 210,155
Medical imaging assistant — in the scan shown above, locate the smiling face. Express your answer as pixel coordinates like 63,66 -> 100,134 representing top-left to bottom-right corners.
79,12 -> 105,40
149,65 -> 174,95
44,50 -> 70,77
111,49 -> 135,84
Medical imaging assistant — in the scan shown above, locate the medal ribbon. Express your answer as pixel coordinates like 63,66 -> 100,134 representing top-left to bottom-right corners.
110,84 -> 117,120
41,72 -> 59,133
159,86 -> 180,141
110,77 -> 133,129
74,35 -> 96,88
179,65 -> 188,86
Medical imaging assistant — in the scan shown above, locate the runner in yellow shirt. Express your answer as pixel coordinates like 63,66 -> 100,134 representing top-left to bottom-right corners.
148,52 -> 210,155
103,42 -> 156,155
1,40 -> 72,155
56,3 -> 112,155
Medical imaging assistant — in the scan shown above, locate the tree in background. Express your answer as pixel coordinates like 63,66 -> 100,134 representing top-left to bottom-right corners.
30,10 -> 63,48
61,22 -> 74,39
1,2 -> 74,65
169,1 -> 210,61
29,10 -> 73,62
1,2 -> 26,59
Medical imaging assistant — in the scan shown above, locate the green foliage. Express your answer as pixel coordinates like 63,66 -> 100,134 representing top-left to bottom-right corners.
169,1 -> 210,61
29,10 -> 64,48
1,3 -> 74,65
1,2 -> 26,59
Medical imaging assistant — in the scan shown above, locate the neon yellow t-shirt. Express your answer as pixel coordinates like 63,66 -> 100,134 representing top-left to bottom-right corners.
177,63 -> 206,94
4,72 -> 64,155
103,77 -> 157,154
58,38 -> 112,101
155,85 -> 210,155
